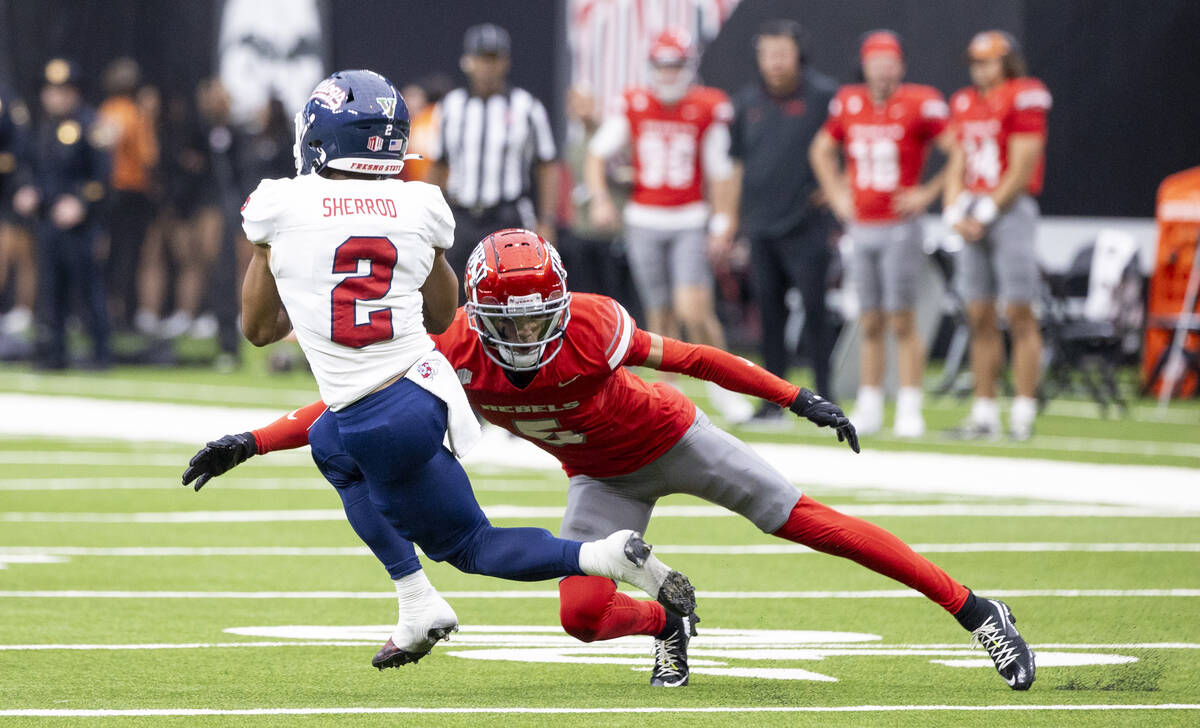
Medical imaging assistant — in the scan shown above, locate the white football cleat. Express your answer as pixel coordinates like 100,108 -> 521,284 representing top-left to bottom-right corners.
372,590 -> 459,669
892,410 -> 926,438
1,307 -> 32,336
892,387 -> 925,438
850,387 -> 884,436
580,529 -> 696,617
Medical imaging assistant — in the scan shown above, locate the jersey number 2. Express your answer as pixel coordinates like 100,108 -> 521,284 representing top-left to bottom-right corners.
331,236 -> 397,348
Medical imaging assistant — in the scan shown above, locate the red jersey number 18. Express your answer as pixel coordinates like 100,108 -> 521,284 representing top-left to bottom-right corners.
330,236 -> 397,349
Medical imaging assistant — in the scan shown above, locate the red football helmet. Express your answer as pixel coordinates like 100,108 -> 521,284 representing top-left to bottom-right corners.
464,228 -> 571,371
648,29 -> 696,103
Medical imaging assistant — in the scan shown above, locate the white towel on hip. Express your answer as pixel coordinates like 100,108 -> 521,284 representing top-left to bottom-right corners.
403,349 -> 481,458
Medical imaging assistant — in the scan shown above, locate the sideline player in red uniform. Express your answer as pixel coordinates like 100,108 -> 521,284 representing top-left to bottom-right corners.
810,31 -> 950,438
186,229 -> 1035,690
584,29 -> 752,423
942,31 -> 1051,440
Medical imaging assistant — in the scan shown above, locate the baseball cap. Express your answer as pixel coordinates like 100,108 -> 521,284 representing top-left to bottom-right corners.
464,24 -> 511,57
860,31 -> 902,61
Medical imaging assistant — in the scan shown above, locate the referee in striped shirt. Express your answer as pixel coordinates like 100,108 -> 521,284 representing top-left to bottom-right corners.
430,24 -> 559,291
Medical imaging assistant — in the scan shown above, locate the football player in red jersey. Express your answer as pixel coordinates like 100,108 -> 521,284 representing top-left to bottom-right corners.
185,229 -> 1036,690
583,29 -> 751,423
942,31 -> 1052,441
810,30 -> 950,438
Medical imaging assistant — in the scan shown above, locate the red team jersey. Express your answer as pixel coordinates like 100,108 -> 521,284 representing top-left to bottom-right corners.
623,86 -> 732,208
252,295 -> 801,480
433,294 -> 696,478
948,77 -> 1051,196
823,84 -> 949,222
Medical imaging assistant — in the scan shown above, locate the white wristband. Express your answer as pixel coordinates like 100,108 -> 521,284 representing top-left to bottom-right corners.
708,212 -> 731,236
971,195 -> 998,226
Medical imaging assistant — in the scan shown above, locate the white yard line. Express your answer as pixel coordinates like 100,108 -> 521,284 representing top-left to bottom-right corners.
1,705 -> 1197,717
1,503 -> 1193,524
1,543 -> 1197,558
0,479 -> 330,491
2,640 -> 1196,652
0,477 -> 561,493
2,588 -> 1197,599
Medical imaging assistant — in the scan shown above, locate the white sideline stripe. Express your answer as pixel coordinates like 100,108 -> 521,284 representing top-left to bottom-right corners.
2,705 -> 1198,717
2,588 -> 1198,599
8,366 -> 1198,425
2,543 -> 1197,558
0,373 -> 317,405
7,394 -> 1200,513
0,394 -> 290,445
0,451 -> 313,466
2,503 -> 1193,524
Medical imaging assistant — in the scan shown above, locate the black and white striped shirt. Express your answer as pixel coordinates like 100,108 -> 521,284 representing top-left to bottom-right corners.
432,86 -> 557,211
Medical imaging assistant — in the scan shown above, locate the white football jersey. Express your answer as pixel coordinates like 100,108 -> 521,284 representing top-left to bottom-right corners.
242,174 -> 454,410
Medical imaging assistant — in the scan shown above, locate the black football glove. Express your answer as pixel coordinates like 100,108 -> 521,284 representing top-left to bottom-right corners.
182,432 -> 257,491
789,388 -> 860,453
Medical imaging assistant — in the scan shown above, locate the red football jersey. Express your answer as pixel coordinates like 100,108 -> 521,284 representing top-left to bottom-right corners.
432,293 -> 696,478
949,77 -> 1051,196
823,84 -> 949,222
623,85 -> 732,208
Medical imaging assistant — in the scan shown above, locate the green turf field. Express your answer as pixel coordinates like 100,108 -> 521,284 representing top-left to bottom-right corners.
1,359 -> 1199,726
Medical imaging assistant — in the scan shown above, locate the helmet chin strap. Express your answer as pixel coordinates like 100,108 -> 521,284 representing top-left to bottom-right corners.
500,343 -> 543,369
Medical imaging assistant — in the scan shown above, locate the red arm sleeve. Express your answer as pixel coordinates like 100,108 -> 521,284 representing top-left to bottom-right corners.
638,332 -> 801,407
251,400 -> 327,454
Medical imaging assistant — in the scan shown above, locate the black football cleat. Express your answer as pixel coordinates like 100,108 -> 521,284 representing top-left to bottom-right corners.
968,598 -> 1036,690
371,625 -> 457,670
650,612 -> 700,687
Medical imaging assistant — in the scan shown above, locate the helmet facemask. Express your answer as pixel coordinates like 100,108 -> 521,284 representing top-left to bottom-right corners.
468,292 -> 571,372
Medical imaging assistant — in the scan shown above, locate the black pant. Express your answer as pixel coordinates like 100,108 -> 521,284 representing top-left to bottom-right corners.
750,215 -> 836,400
104,190 -> 152,326
35,222 -> 109,367
555,227 -> 646,317
448,202 -> 529,304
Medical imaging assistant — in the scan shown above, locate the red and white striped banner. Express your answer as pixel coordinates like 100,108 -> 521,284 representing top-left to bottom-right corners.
568,0 -> 741,114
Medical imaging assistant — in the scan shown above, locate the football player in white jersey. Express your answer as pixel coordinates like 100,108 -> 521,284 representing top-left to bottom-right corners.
227,69 -> 697,668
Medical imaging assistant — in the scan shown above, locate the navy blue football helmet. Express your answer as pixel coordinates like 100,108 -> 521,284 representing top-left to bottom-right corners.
293,69 -> 411,176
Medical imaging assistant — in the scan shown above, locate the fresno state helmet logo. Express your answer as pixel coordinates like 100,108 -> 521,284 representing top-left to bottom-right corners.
367,136 -> 383,152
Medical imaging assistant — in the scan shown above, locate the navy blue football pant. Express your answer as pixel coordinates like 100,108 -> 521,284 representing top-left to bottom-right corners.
308,378 -> 584,581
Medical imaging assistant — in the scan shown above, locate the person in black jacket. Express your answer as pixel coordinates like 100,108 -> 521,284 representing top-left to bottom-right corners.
13,59 -> 111,369
720,21 -> 839,418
